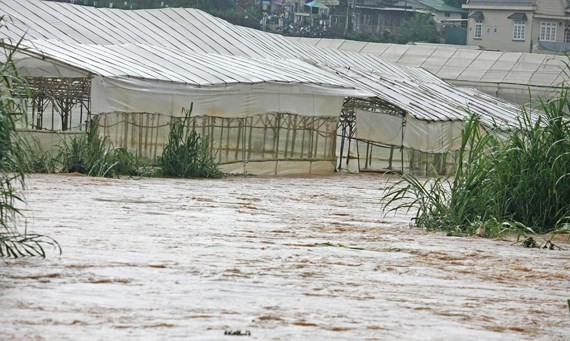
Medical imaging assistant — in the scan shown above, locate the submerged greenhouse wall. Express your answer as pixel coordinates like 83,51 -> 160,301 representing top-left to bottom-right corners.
98,112 -> 339,176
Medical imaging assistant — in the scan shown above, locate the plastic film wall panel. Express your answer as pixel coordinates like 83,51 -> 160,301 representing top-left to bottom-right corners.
456,51 -> 501,82
480,52 -> 521,83
395,45 -> 437,67
359,43 -> 391,56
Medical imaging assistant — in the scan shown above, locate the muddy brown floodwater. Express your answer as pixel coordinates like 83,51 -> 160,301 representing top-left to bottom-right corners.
0,173 -> 569,340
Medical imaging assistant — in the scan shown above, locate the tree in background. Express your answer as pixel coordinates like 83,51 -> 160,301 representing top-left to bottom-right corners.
443,0 -> 467,10
396,14 -> 440,44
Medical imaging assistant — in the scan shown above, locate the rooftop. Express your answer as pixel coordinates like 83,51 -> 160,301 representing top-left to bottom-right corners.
417,0 -> 467,13
464,0 -> 535,6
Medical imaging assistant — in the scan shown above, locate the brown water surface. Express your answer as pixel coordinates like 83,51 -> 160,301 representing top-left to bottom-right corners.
1,174 -> 568,340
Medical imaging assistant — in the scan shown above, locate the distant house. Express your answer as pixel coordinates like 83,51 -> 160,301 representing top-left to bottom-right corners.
393,0 -> 466,23
463,0 -> 570,53
353,1 -> 430,34
353,0 -> 464,35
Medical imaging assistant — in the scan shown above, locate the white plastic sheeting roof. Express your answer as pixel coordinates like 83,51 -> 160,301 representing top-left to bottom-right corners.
15,40 -> 365,91
287,38 -> 567,101
1,0 -> 527,127
0,0 -> 297,58
11,40 -> 373,118
0,0 -> 430,84
334,67 -> 522,126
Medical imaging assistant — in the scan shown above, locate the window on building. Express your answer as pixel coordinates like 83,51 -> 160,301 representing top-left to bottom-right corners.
470,11 -> 484,39
513,21 -> 525,40
540,22 -> 557,41
508,12 -> 527,41
565,29 -> 570,43
444,12 -> 450,17
474,20 -> 482,38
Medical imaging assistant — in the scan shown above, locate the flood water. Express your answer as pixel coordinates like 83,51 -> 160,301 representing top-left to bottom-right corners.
1,173 -> 569,340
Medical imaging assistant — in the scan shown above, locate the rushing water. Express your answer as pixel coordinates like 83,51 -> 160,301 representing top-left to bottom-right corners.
1,173 -> 569,340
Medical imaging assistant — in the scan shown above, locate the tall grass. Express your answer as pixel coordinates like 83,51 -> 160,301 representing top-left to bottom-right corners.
158,104 -> 223,178
57,117 -> 142,178
1,23 -> 60,257
383,87 -> 570,237
15,117 -> 144,177
491,90 -> 570,231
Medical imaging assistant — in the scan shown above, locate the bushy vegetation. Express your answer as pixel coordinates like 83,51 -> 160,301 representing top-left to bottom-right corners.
346,14 -> 439,44
18,118 -> 143,178
346,30 -> 393,44
1,28 -> 60,257
58,117 -> 142,177
396,14 -> 440,44
19,113 -> 223,179
208,8 -> 260,29
158,105 -> 223,178
383,87 -> 570,238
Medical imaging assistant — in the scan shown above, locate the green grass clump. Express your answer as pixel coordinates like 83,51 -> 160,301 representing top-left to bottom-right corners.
158,104 -> 223,178
491,91 -> 570,232
57,117 -> 142,178
383,87 -> 570,238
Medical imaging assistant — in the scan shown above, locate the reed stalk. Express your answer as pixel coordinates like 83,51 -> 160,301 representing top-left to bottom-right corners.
383,86 -> 570,237
158,104 -> 223,178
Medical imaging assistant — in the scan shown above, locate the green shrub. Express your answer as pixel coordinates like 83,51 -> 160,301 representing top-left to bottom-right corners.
396,14 -> 440,44
158,104 -> 223,178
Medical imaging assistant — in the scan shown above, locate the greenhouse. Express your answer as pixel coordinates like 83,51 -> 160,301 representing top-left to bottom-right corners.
8,39 -> 371,175
0,0 -> 532,175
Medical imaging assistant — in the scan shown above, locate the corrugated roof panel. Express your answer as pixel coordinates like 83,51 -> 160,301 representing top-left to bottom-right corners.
237,27 -> 299,59
399,66 -> 448,85
0,0 -> 472,86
